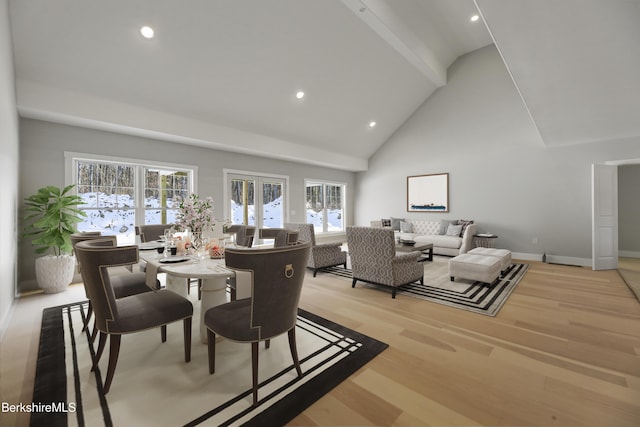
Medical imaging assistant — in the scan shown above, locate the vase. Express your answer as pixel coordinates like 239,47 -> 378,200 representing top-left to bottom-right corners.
35,255 -> 76,293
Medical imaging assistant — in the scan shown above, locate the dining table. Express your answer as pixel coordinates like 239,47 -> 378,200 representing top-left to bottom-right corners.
139,246 -> 236,344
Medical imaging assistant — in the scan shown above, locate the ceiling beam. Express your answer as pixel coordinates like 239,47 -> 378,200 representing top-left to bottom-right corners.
340,0 -> 447,87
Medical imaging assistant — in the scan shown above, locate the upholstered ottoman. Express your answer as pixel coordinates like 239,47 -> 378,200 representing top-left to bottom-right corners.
468,247 -> 512,276
449,253 -> 501,284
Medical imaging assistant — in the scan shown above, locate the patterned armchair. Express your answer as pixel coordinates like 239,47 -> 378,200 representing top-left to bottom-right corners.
284,223 -> 347,277
346,226 -> 423,299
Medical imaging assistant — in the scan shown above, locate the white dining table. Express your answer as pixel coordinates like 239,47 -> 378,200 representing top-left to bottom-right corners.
139,250 -> 235,344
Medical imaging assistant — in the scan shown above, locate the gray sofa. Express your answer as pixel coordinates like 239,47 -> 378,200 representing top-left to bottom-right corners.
371,219 -> 476,256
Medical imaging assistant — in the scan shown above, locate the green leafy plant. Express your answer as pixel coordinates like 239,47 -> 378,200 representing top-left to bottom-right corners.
23,185 -> 86,256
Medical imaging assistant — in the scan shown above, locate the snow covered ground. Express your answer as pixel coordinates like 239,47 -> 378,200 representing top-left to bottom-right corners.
78,193 -> 342,244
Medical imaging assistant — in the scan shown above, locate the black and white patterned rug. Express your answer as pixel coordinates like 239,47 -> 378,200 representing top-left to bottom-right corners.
322,259 -> 529,316
31,301 -> 387,427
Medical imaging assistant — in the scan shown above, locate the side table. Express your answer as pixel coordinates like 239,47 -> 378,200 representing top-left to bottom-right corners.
474,234 -> 498,248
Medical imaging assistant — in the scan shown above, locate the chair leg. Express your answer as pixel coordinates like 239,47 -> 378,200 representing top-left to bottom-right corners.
92,332 -> 108,371
287,328 -> 303,377
183,317 -> 192,363
230,286 -> 236,301
352,278 -> 357,288
392,287 -> 397,299
207,329 -> 216,374
252,341 -> 259,405
313,268 -> 318,277
83,302 -> 93,331
343,262 -> 347,269
161,325 -> 167,342
103,334 -> 121,394
91,324 -> 99,343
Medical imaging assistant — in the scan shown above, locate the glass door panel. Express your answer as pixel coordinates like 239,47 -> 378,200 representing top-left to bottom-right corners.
230,178 -> 256,226
262,180 -> 283,228
305,182 -> 324,233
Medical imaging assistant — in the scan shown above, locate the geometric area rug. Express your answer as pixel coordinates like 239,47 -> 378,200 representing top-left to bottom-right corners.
323,259 -> 529,317
31,301 -> 388,427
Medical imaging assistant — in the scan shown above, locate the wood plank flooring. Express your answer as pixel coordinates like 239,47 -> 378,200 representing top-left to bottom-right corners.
292,260 -> 640,426
1,259 -> 639,426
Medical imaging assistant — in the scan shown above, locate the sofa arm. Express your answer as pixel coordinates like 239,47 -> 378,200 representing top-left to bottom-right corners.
459,224 -> 477,254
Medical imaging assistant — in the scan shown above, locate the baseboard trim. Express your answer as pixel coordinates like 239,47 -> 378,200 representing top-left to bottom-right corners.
619,250 -> 640,259
512,252 -> 591,267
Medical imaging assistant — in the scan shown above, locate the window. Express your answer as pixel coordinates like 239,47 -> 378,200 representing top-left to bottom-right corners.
225,170 -> 288,244
305,180 -> 345,233
66,153 -> 195,244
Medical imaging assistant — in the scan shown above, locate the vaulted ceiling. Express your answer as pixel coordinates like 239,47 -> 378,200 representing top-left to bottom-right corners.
8,0 -> 640,171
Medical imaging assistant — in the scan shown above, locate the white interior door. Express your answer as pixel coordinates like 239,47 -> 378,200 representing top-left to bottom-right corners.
592,164 -> 618,270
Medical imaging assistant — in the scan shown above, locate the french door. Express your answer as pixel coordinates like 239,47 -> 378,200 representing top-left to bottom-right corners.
225,171 -> 287,243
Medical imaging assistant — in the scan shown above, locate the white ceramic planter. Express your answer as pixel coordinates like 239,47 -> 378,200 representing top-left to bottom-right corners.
35,255 -> 76,293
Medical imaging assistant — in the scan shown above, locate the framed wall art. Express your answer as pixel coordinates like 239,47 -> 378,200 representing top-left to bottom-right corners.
407,173 -> 449,212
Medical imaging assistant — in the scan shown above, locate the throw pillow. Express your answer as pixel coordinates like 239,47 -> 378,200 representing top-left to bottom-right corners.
456,219 -> 474,237
390,217 -> 405,231
439,219 -> 457,235
400,221 -> 413,233
446,224 -> 463,237
381,218 -> 392,228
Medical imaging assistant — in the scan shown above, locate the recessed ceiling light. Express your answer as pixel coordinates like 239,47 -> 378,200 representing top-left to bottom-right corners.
140,26 -> 155,39
369,121 -> 377,128
296,91 -> 305,99
470,15 -> 480,22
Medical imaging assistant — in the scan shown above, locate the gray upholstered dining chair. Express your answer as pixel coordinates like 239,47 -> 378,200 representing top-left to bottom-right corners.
346,226 -> 424,298
228,228 -> 300,301
136,223 -> 175,243
284,223 -> 347,276
74,238 -> 193,394
70,232 -> 154,340
225,224 -> 256,247
204,242 -> 311,405
258,227 -> 300,247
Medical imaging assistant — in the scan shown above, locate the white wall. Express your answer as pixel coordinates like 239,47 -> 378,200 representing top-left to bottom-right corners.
355,45 -> 640,264
619,165 -> 640,257
18,118 -> 355,293
0,0 -> 19,336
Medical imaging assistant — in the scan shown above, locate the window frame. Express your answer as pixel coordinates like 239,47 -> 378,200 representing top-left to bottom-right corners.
223,168 -> 289,229
65,152 -> 197,242
304,178 -> 347,234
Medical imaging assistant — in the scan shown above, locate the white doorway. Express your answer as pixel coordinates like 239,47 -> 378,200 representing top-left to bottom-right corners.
592,158 -> 640,270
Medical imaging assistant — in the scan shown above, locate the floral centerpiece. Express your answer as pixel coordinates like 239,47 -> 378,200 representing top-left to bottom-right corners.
175,194 -> 216,257
176,194 -> 216,234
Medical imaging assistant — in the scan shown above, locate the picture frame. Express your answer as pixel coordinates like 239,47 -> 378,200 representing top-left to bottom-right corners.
407,173 -> 449,212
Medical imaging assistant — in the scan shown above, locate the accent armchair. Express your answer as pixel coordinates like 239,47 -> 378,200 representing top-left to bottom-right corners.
284,223 -> 347,276
346,226 -> 423,298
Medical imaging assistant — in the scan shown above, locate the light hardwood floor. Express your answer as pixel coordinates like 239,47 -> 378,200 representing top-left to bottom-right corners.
2,259 -> 639,426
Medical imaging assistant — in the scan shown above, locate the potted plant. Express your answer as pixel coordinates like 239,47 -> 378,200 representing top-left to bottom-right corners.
23,185 -> 86,293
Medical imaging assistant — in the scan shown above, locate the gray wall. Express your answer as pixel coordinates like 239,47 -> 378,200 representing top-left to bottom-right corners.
355,45 -> 640,264
0,0 -> 19,336
18,118 -> 355,292
619,165 -> 640,256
